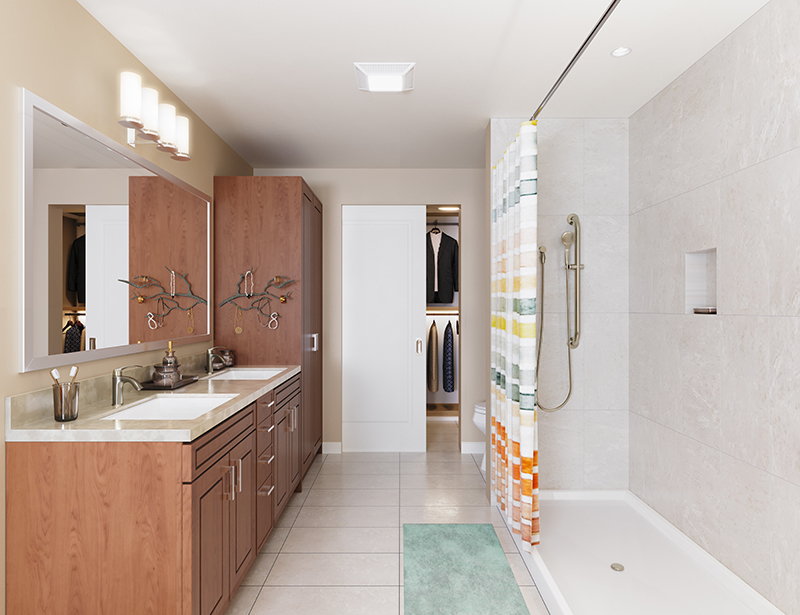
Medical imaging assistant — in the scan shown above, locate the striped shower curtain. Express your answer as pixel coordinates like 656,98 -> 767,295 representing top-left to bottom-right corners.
490,121 -> 539,551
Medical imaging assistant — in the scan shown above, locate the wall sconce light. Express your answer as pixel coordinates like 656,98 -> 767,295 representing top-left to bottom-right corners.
118,72 -> 191,161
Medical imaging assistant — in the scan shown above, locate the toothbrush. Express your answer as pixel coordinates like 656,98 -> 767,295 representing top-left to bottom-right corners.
68,366 -> 79,386
49,368 -> 60,386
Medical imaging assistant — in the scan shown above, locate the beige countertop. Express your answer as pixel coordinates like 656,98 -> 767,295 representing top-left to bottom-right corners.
5,365 -> 300,443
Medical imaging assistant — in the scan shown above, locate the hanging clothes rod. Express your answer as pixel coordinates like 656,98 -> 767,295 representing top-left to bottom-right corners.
530,0 -> 622,121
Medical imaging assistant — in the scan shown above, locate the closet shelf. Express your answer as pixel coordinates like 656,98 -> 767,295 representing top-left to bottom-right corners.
426,307 -> 459,316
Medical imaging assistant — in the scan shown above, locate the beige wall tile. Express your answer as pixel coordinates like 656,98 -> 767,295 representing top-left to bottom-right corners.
583,215 -> 629,314
769,147 -> 800,316
537,119 -> 585,216
680,315 -> 721,448
768,0 -> 800,158
585,119 -> 629,216
769,317 -> 800,485
584,411 -> 629,489
770,475 -> 800,615
537,410 -> 584,489
678,436 -> 721,556
584,313 -> 629,410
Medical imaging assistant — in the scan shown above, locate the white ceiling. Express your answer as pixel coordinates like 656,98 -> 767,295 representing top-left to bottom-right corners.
77,0 -> 769,169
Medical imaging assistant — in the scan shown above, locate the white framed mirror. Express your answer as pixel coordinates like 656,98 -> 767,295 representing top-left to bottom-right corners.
21,90 -> 211,372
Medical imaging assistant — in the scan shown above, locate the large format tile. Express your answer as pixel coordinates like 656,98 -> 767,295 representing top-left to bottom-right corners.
241,552 -> 278,586
583,411 -> 628,489
400,506 -> 504,527
584,119 -> 629,216
400,473 -> 487,490
323,452 -> 400,464
274,505 -> 300,528
251,586 -> 399,615
261,526 -> 290,553
400,452 -> 473,463
318,462 -> 399,475
265,553 -> 399,586
537,119 -> 585,216
769,317 -> 800,485
768,0 -> 800,158
400,462 -> 480,476
769,147 -> 800,316
303,488 -> 400,507
294,506 -> 399,528
282,527 -> 400,553
225,586 -> 260,615
519,586 -> 550,615
506,553 -> 535,586
678,436 -> 721,557
770,475 -> 800,615
311,474 -> 400,490
583,313 -> 628,411
680,315 -> 721,448
582,215 -> 629,314
400,489 -> 490,507
537,410 -> 584,489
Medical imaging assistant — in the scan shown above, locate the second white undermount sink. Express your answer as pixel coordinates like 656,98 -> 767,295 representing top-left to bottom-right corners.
102,394 -> 238,421
208,368 -> 286,380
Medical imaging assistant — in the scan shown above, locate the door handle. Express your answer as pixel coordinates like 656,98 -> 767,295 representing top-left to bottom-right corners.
416,338 -> 423,355
236,458 -> 243,493
311,333 -> 319,352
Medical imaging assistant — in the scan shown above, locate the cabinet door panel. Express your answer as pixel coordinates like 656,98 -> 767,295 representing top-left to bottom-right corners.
229,433 -> 256,592
274,410 -> 290,515
194,456 -> 231,615
289,392 -> 302,487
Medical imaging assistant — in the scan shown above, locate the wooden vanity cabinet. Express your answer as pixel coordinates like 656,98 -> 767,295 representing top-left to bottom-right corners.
184,404 -> 257,615
214,176 -> 323,480
255,390 -> 276,551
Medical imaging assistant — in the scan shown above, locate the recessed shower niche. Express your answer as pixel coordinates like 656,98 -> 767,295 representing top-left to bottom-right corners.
685,248 -> 717,314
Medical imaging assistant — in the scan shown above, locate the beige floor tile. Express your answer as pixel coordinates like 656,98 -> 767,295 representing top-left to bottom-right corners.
400,488 -> 490,507
282,527 -> 400,553
400,452 -> 473,463
506,552 -> 535,586
494,526 -> 520,553
287,489 -> 309,508
400,474 -> 486,490
426,431 -> 460,443
425,441 -> 460,452
265,553 -> 399,586
400,462 -> 481,475
323,452 -> 400,463
519,586 -> 550,614
318,462 -> 399,475
304,488 -> 400,507
400,552 -> 404,586
250,586 -> 399,615
241,552 -> 278,586
400,587 -> 404,613
223,586 -> 260,614
260,526 -> 290,553
274,505 -> 301,528
400,506 -> 504,527
312,474 -> 400,490
294,506 -> 399,528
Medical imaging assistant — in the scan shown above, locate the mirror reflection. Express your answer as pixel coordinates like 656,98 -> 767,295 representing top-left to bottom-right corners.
24,96 -> 210,372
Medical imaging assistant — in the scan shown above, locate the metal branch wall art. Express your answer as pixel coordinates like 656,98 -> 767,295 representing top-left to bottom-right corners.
119,266 -> 207,331
219,269 -> 295,334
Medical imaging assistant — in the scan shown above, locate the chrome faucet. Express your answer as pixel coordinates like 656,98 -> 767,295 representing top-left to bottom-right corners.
206,347 -> 226,373
112,365 -> 144,407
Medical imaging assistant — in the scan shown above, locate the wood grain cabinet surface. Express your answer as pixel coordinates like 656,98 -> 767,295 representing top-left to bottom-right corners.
7,399 -> 272,615
213,176 -> 323,479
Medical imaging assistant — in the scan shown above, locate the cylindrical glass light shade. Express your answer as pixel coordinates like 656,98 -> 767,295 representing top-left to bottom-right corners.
171,115 -> 191,161
157,103 -> 177,153
140,87 -> 160,140
119,72 -> 143,129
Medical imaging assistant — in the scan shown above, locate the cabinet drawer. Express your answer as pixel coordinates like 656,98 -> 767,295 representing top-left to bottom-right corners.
182,404 -> 255,482
256,412 -> 275,455
257,444 -> 275,487
256,390 -> 275,425
275,374 -> 301,409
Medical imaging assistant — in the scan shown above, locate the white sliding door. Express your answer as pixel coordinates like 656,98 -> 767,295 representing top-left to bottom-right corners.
342,205 -> 426,452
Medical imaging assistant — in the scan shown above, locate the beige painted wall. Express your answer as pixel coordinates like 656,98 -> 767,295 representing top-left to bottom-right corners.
256,168 -> 487,448
0,0 -> 252,610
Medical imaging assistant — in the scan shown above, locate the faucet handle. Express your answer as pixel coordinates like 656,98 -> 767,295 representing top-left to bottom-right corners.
208,346 -> 226,353
113,365 -> 142,377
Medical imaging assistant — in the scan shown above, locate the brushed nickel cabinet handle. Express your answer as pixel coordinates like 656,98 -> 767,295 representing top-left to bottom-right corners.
258,485 -> 275,497
222,465 -> 235,501
416,338 -> 423,355
268,401 -> 275,407
236,458 -> 243,492
258,455 -> 275,465
311,333 -> 319,352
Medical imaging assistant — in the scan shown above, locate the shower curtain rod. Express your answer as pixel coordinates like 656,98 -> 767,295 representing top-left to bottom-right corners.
530,0 -> 622,121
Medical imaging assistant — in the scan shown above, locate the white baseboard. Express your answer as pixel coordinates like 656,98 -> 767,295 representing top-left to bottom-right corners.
460,441 -> 485,455
322,442 -> 342,454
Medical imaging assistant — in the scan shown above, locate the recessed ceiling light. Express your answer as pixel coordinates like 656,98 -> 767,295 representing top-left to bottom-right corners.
438,206 -> 460,211
611,47 -> 631,57
354,62 -> 415,92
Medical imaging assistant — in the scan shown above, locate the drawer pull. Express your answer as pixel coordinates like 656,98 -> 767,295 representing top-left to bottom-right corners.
258,455 -> 275,465
258,485 -> 275,497
268,401 -> 275,407
258,423 -> 275,433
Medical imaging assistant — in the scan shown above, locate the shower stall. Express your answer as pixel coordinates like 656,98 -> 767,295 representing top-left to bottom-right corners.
488,116 -> 784,615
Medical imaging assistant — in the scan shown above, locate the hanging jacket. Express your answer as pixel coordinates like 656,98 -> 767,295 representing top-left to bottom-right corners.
443,321 -> 455,393
426,232 -> 459,303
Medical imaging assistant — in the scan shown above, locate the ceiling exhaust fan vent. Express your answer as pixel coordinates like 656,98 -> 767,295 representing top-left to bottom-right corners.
354,62 -> 415,92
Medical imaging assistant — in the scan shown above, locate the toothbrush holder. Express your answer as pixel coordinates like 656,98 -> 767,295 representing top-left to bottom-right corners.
53,382 -> 79,422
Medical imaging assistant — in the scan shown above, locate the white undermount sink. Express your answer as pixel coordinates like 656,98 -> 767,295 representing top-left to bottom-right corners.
102,394 -> 238,421
207,368 -> 286,380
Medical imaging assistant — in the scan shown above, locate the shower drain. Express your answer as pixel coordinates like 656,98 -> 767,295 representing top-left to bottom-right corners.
610,563 -> 625,572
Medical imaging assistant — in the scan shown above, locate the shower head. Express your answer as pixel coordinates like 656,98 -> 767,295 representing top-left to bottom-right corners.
561,231 -> 575,247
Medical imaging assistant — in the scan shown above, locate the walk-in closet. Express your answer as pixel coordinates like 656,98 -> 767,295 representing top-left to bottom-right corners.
425,204 -> 461,452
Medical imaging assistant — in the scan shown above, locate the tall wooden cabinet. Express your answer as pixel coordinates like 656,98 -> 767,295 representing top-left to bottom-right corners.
214,177 -> 323,476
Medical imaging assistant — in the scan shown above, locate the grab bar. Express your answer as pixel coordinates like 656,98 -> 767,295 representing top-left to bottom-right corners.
566,214 -> 583,349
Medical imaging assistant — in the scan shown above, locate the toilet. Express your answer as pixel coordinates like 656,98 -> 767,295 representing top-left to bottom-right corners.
472,401 -> 487,472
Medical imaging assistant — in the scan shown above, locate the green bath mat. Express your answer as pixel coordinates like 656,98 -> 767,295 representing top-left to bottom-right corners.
403,524 -> 530,615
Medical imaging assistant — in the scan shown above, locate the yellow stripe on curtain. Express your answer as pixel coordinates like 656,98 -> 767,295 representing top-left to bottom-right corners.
490,121 -> 539,551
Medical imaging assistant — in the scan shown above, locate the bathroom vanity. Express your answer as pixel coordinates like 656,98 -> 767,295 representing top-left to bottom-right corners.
5,366 -> 307,615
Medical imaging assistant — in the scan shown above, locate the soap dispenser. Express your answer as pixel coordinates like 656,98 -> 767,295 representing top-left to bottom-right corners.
152,341 -> 183,387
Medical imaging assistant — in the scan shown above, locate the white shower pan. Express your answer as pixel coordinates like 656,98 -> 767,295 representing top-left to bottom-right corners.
506,491 -> 783,615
